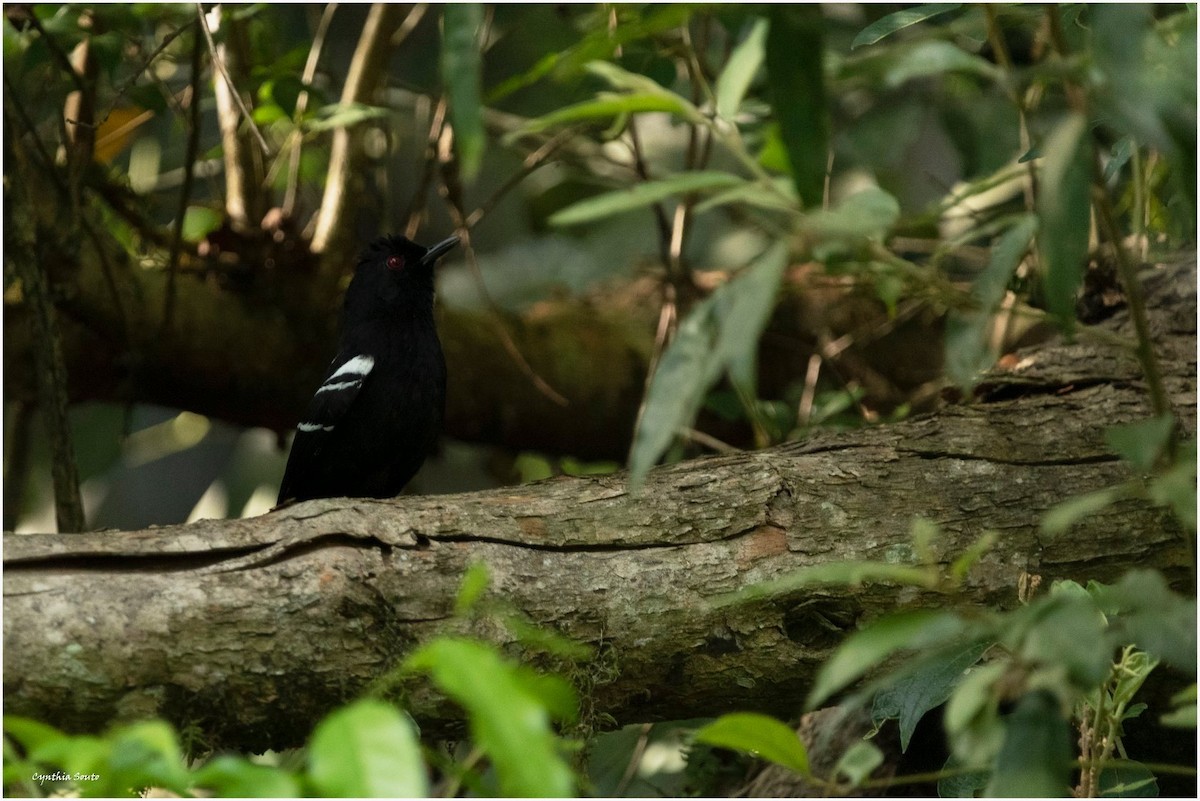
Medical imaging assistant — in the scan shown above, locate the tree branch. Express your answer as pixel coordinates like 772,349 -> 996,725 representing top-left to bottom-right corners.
308,3 -> 410,258
4,269 -> 1194,747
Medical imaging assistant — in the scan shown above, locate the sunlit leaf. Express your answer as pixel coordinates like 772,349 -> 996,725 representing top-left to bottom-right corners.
851,4 -> 962,49
834,741 -> 884,787
192,756 -> 302,798
802,186 -> 900,241
442,4 -> 485,181
549,172 -> 746,226
694,713 -> 810,775
308,700 -> 427,797
716,17 -> 768,119
407,638 -> 575,797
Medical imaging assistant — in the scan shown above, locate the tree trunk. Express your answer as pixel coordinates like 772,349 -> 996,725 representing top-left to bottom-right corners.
4,260 -> 1194,752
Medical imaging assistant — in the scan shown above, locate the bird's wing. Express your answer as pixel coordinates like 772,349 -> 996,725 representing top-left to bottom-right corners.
277,352 -> 376,502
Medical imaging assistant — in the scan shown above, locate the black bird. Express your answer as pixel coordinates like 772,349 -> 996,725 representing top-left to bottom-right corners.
277,234 -> 459,503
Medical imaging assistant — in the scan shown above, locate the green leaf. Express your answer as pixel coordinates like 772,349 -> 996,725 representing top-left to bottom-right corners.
108,720 -> 190,795
693,179 -> 799,214
3,716 -> 66,754
716,17 -> 769,119
715,560 -> 939,608
879,40 -> 1001,88
407,638 -> 574,797
834,740 -> 884,787
984,692 -> 1073,798
872,641 -> 988,751
808,611 -> 968,708
766,6 -> 829,208
508,93 -> 697,141
944,661 -> 1006,766
944,215 -> 1038,389
182,206 -> 223,243
455,561 -> 491,616
307,700 -> 427,798
304,102 -> 390,132
803,186 -> 900,242
193,756 -> 302,798
1095,571 -> 1197,672
1148,439 -> 1197,529
1037,113 -> 1093,332
1099,761 -> 1159,797
1161,684 -> 1196,728
851,4 -> 962,49
693,713 -> 810,775
1040,485 -> 1126,536
1012,594 -> 1112,690
549,172 -> 746,227
628,242 -> 788,488
627,297 -> 720,489
442,4 -> 485,182
1105,415 -> 1175,471
1103,136 -> 1136,183
936,753 -> 990,797
711,240 -> 789,390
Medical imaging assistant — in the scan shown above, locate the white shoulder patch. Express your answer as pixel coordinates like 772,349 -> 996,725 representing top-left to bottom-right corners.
329,355 -> 375,381
316,355 -> 374,395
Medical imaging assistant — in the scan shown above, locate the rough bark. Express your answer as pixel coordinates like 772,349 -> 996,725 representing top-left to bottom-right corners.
4,261 -> 1194,751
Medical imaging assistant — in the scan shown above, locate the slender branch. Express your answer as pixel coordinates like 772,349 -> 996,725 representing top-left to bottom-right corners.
309,2 -> 408,256
282,2 -> 339,217
162,30 -> 206,335
195,3 -> 269,156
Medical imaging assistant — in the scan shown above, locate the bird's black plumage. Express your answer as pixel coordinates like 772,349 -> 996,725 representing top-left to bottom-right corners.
277,234 -> 459,503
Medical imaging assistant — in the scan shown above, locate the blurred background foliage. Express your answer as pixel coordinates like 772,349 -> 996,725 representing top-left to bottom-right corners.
3,3 -> 1195,532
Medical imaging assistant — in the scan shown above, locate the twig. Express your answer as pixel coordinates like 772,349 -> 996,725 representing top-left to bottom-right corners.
195,3 -> 270,155
464,126 -> 576,229
309,2 -> 407,255
613,723 -> 653,796
282,2 -> 339,217
162,28 -> 205,335
627,118 -> 674,267
403,95 -> 448,238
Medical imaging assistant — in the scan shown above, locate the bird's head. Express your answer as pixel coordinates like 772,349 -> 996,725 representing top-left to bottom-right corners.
344,234 -> 460,318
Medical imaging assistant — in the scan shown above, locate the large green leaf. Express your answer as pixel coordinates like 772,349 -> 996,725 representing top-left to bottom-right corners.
765,6 -> 828,208
1105,415 -> 1175,472
802,186 -> 900,242
716,17 -> 769,119
694,712 -> 810,775
984,692 -> 1073,797
407,638 -> 575,797
192,757 -> 301,798
808,611 -> 968,708
549,172 -> 746,226
872,640 -> 988,751
509,93 -> 698,141
442,4 -> 485,181
851,4 -> 962,49
1036,113 -> 1093,332
944,214 -> 1038,389
627,297 -> 721,489
307,700 -> 427,797
628,242 -> 788,488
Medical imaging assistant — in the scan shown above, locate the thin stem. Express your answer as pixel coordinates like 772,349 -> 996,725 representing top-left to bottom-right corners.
195,3 -> 270,155
282,2 -> 339,216
162,29 -> 205,335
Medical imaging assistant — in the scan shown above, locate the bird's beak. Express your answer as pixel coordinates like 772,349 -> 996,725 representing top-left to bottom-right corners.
420,235 -> 461,266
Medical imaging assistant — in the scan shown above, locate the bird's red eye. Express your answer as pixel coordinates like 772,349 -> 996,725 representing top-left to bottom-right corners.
386,255 -> 404,271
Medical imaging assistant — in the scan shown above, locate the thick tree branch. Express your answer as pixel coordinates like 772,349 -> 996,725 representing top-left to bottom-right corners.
4,265 -> 1194,749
